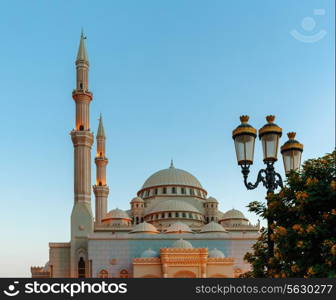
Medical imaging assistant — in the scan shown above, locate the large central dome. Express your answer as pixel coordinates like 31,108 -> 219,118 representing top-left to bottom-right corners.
142,161 -> 203,189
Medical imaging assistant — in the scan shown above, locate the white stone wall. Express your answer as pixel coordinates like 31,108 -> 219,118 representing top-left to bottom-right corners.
49,244 -> 71,278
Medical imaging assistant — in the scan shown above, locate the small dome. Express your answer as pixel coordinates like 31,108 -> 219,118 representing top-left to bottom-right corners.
43,261 -> 50,272
200,222 -> 227,233
165,222 -> 193,234
102,208 -> 131,220
131,197 -> 144,203
171,239 -> 193,249
146,200 -> 200,215
141,248 -> 158,258
209,248 -> 225,258
206,196 -> 218,203
141,163 -> 203,189
130,221 -> 159,234
221,209 -> 247,220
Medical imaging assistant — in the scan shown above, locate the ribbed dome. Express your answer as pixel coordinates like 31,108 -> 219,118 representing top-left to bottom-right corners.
102,208 -> 130,220
171,239 -> 193,249
200,222 -> 227,233
221,209 -> 247,220
131,197 -> 144,203
165,222 -> 193,234
147,200 -> 200,215
206,196 -> 218,203
141,248 -> 158,258
129,221 -> 159,234
142,163 -> 203,189
209,248 -> 225,258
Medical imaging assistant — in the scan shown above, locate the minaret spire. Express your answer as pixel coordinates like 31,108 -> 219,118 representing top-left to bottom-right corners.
76,30 -> 89,62
97,114 -> 105,138
93,114 -> 109,223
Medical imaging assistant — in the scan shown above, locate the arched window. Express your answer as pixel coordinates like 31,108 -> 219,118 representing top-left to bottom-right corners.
98,269 -> 109,278
182,212 -> 186,218
162,187 -> 167,194
154,188 -> 158,195
99,181 -> 102,186
135,216 -> 139,224
119,269 -> 129,278
80,82 -> 83,89
161,213 -> 164,219
188,213 -> 192,218
168,212 -> 172,218
78,257 -> 86,278
181,187 -> 186,194
79,125 -> 84,131
172,187 -> 176,194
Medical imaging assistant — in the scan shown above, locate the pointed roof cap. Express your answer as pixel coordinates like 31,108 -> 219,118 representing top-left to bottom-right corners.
170,159 -> 174,168
76,29 -> 89,62
97,114 -> 105,137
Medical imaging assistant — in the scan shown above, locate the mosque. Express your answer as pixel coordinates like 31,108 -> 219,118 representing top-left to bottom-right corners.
31,33 -> 260,278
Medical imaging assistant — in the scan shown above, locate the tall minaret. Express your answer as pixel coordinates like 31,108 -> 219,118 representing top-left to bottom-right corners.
71,31 -> 94,205
93,115 -> 109,223
70,31 -> 93,278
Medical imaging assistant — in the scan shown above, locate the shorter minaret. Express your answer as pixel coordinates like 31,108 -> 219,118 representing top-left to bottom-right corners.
93,115 -> 109,223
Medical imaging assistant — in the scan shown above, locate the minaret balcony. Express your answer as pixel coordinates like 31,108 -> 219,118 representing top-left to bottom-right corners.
95,156 -> 108,166
72,89 -> 93,100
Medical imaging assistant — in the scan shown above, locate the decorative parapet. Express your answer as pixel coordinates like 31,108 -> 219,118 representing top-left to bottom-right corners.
31,267 -> 50,278
133,257 -> 161,264
224,224 -> 260,231
160,248 -> 208,254
160,247 -> 208,265
207,257 -> 234,264
49,242 -> 70,248
94,223 -> 133,230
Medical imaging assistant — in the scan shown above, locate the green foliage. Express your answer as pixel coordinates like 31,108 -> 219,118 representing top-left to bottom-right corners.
243,151 -> 336,278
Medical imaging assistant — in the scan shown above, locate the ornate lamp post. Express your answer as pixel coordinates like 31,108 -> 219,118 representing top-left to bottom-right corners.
232,115 -> 304,259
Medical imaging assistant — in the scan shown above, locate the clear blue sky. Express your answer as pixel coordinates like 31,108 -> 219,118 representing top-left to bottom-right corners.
0,0 -> 334,277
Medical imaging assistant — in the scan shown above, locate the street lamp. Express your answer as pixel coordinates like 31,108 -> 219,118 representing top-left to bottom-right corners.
281,132 -> 304,175
232,115 -> 304,259
232,115 -> 257,166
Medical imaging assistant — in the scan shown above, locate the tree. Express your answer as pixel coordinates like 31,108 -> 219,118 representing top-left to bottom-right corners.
242,151 -> 336,278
